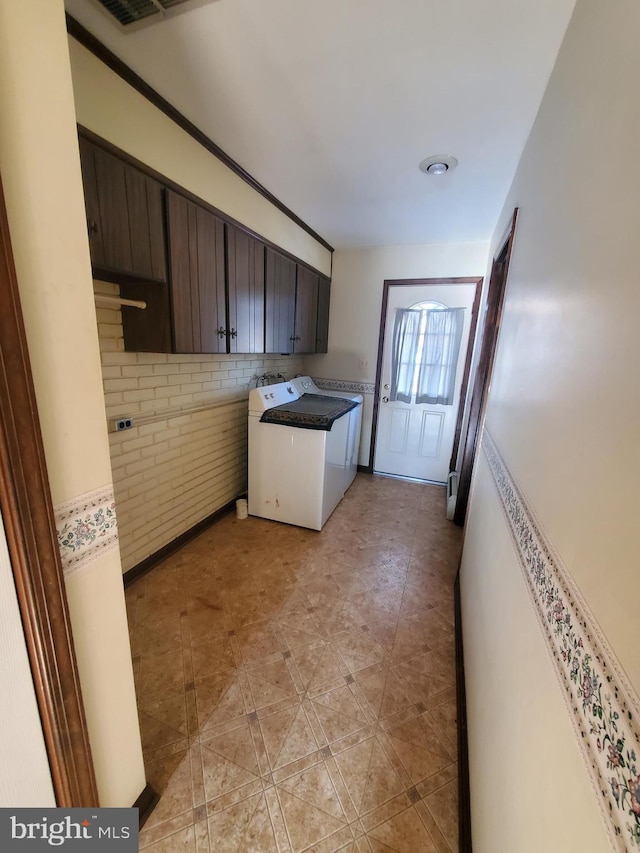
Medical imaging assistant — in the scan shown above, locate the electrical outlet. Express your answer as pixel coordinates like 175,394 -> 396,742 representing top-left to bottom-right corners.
359,358 -> 369,369
114,417 -> 134,431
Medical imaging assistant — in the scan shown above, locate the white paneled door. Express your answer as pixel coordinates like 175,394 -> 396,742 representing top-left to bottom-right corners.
374,284 -> 476,483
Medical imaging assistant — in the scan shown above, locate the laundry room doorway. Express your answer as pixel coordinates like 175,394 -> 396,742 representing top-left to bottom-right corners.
372,278 -> 482,483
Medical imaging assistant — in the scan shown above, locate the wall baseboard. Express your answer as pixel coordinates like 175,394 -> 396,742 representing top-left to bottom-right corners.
454,568 -> 472,852
133,782 -> 159,829
123,497 -> 238,588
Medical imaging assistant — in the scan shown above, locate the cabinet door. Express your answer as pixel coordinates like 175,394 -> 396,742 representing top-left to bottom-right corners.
167,192 -> 226,353
315,275 -> 331,353
78,137 -> 166,282
294,266 -> 319,354
195,206 -> 226,353
78,137 -> 106,269
125,167 -> 166,282
265,248 -> 296,353
167,191 -> 198,352
92,144 -> 133,274
227,225 -> 265,354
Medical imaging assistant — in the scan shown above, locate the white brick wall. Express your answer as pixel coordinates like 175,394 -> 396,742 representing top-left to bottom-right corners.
94,281 -> 304,571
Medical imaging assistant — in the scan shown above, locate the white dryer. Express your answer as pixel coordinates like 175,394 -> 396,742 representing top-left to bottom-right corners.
248,379 -> 362,530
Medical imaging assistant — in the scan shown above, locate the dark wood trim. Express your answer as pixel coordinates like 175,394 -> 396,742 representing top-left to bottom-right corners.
123,497 -> 237,588
66,15 -> 334,254
79,126 -> 330,283
449,282 -> 483,472
454,210 -> 518,526
356,464 -> 373,475
369,277 -> 483,473
455,569 -> 472,852
133,782 -> 159,829
0,175 -> 98,805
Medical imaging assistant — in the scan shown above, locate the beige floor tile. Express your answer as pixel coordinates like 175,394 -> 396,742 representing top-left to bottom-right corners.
334,736 -> 406,816
260,704 -> 319,770
289,642 -> 348,692
367,805 -> 438,852
141,822 -> 196,851
311,684 -> 369,745
334,628 -> 385,673
207,792 -> 279,852
277,762 -> 348,852
200,737 -> 260,804
191,636 -> 236,682
144,750 -> 195,830
423,779 -> 459,852
247,658 -> 298,710
424,697 -> 458,757
385,717 -> 452,785
196,674 -> 246,731
355,667 -> 414,722
132,475 -> 462,853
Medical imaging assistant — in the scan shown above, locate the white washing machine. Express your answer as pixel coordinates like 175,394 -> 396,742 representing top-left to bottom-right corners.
248,378 -> 362,530
288,376 -> 362,491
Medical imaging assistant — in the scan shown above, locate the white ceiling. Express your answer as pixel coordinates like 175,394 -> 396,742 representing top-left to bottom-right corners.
64,0 -> 576,249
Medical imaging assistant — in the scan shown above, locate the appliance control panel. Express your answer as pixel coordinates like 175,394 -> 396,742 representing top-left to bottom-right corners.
289,376 -> 318,395
248,381 -> 302,412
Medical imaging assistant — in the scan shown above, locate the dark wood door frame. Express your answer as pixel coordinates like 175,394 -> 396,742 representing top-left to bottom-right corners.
369,277 -> 484,474
453,208 -> 519,526
0,175 -> 98,805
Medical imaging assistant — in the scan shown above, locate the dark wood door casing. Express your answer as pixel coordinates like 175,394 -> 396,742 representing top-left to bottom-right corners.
0,174 -> 98,806
454,209 -> 519,526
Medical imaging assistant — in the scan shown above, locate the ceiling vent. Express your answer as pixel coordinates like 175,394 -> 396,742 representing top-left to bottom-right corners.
91,0 -> 221,31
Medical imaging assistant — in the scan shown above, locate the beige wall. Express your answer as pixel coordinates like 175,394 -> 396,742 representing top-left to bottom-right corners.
304,242 -> 489,464
68,38 -> 332,277
96,282 -> 303,571
0,0 -> 144,808
460,0 -> 640,848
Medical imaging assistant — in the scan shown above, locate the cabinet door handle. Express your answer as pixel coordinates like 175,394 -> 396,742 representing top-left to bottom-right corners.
87,220 -> 98,235
217,326 -> 227,338
295,335 -> 301,342
289,335 -> 296,342
230,328 -> 238,339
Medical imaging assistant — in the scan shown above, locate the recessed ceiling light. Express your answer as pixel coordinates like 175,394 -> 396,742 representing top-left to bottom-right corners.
419,155 -> 458,175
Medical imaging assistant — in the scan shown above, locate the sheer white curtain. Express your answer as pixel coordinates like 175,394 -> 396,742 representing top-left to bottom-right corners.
390,309 -> 422,402
389,307 -> 464,405
416,307 -> 464,405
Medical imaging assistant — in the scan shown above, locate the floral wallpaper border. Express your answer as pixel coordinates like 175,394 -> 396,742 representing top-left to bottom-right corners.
312,377 -> 375,395
483,430 -> 640,851
54,484 -> 119,578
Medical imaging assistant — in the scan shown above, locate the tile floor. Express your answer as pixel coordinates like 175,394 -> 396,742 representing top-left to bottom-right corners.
125,474 -> 462,852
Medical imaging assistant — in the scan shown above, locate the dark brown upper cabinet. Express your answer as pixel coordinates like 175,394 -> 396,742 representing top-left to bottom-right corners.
78,136 -> 166,283
315,275 -> 331,353
166,191 -> 226,353
294,265 -> 319,354
265,247 -> 297,354
80,131 -> 332,355
226,225 -> 265,354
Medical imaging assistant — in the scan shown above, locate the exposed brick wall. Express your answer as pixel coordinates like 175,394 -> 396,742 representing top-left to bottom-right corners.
94,281 -> 303,571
